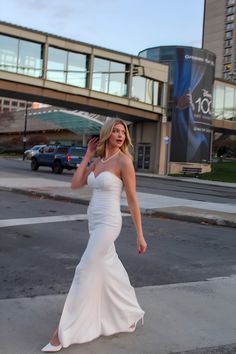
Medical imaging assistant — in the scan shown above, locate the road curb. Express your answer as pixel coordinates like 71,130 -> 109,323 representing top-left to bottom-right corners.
136,173 -> 236,188
2,186 -> 235,228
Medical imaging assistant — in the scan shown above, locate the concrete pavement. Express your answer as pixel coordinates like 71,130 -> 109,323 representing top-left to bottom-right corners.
1,168 -> 236,353
1,276 -> 236,354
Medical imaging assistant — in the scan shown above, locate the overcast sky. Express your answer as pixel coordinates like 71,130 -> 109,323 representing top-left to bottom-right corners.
1,0 -> 205,55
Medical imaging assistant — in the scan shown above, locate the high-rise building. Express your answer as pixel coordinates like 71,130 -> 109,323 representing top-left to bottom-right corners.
203,0 -> 236,81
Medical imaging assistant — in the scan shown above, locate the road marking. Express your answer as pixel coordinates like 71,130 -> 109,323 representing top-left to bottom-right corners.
0,213 -> 130,228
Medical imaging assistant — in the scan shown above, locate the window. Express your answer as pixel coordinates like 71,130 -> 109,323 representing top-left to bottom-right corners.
3,100 -> 10,105
11,101 -> 18,106
92,57 -> 128,97
227,0 -> 235,5
212,85 -> 224,119
47,47 -> 67,83
0,34 -> 43,77
131,76 -> 160,105
19,102 -> 25,107
47,47 -> 87,88
224,55 -> 232,63
67,52 -> 87,88
226,22 -> 234,30
57,147 -> 68,154
18,39 -> 43,77
226,31 -> 233,39
225,39 -> 233,47
227,6 -> 235,14
226,14 -> 234,22
225,47 -> 232,55
0,34 -> 18,72
224,86 -> 235,119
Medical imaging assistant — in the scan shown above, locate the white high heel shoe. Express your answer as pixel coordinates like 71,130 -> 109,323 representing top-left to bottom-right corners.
41,342 -> 62,352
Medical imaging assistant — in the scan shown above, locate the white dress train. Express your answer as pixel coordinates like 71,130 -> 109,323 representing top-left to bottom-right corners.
58,171 -> 145,348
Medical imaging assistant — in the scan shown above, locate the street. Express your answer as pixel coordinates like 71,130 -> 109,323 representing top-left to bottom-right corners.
1,189 -> 236,300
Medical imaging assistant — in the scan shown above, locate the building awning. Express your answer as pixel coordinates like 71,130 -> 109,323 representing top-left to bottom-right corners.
29,108 -> 104,135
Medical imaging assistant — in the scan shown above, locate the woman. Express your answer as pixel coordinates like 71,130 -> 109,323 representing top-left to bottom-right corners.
42,118 -> 148,352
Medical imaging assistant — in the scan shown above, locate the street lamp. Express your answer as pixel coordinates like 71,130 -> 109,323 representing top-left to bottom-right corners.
22,102 -> 28,160
164,135 -> 170,175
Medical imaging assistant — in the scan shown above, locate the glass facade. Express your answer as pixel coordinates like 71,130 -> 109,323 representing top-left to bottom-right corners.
92,57 -> 127,97
0,32 -> 163,108
47,47 -> 87,87
213,83 -> 236,120
131,76 -> 160,105
18,39 -> 42,77
0,34 -> 42,77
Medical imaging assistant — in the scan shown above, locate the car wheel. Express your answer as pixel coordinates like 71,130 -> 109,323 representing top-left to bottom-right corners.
31,158 -> 39,171
53,160 -> 63,174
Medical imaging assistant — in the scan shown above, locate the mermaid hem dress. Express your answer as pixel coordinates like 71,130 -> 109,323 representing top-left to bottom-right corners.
58,171 -> 145,347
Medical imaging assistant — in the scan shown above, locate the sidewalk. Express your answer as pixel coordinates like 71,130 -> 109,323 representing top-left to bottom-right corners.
1,276 -> 236,354
0,170 -> 235,227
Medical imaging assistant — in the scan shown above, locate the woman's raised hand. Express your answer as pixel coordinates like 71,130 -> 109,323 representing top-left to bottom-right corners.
86,137 -> 99,159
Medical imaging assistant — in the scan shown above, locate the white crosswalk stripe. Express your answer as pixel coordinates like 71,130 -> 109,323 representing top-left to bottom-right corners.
0,213 -> 130,228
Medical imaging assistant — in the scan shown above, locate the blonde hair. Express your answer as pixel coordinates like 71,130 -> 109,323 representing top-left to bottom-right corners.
96,118 -> 133,160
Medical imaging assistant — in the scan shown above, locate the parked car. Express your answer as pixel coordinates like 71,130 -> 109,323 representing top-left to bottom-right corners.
31,145 -> 87,174
24,144 -> 46,160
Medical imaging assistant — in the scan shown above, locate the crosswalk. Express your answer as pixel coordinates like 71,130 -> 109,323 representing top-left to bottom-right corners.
0,213 -> 130,228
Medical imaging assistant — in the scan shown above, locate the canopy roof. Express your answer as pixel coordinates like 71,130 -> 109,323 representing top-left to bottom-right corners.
29,108 -> 104,135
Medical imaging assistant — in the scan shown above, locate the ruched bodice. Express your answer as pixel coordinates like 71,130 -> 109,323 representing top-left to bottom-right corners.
58,169 -> 144,348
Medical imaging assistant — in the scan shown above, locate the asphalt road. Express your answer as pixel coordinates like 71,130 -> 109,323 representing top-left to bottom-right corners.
1,190 -> 236,300
1,157 -> 236,204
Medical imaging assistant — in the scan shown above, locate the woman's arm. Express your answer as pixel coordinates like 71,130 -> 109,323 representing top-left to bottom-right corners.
121,156 -> 147,254
71,137 -> 99,189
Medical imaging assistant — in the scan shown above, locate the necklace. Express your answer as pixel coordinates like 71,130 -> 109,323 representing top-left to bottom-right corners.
101,149 -> 120,163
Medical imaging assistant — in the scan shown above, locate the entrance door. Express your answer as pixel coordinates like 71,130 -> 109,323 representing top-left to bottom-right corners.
137,144 -> 151,170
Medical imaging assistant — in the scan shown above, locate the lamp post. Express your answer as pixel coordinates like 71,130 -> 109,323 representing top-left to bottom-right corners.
22,103 -> 28,160
164,135 -> 169,175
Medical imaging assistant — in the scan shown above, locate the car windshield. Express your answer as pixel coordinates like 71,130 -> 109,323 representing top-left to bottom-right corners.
32,146 -> 41,150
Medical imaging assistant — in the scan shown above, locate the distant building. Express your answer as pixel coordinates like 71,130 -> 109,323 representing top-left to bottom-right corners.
203,0 -> 236,81
0,97 -> 32,112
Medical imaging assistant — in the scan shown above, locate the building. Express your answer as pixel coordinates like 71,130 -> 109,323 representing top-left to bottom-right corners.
0,21 -> 235,174
139,45 -> 216,172
0,97 -> 32,112
202,0 -> 236,81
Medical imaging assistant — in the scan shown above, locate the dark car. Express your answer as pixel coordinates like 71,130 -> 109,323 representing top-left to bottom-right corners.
31,145 -> 87,174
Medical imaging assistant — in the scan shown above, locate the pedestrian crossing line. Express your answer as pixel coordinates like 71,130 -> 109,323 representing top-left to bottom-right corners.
0,213 -> 131,228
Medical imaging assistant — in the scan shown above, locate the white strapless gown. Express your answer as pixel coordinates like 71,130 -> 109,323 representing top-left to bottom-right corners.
58,171 -> 145,347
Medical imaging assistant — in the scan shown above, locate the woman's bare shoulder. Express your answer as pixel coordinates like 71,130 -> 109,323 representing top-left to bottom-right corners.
118,152 -> 133,169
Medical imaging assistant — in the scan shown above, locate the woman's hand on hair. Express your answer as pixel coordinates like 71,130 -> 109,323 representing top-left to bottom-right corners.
86,137 -> 99,159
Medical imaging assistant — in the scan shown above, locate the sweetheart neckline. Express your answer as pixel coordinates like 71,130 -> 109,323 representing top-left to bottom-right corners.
90,171 -> 123,183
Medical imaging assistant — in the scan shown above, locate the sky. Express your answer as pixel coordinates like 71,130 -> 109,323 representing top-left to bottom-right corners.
1,0 -> 205,55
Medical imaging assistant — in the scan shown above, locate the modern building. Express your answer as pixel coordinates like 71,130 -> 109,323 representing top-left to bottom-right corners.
202,0 -> 236,81
0,21 -> 235,174
0,21 -> 169,175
